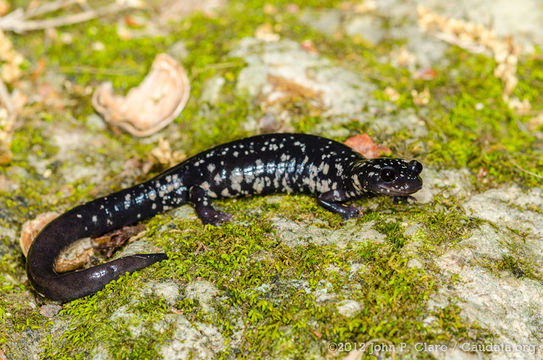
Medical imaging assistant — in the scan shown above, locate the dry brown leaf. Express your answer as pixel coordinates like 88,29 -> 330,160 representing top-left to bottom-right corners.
19,212 -> 59,257
92,224 -> 146,258
413,67 -> 438,80
92,53 -> 190,137
345,133 -> 391,159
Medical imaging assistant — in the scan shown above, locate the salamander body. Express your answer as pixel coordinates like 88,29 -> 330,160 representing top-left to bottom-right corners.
27,133 -> 423,302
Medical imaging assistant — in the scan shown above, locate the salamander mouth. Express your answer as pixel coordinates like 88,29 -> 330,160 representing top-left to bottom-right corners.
374,180 -> 422,196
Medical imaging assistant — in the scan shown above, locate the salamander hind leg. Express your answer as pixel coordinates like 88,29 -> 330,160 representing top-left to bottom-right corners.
189,186 -> 232,226
317,190 -> 364,219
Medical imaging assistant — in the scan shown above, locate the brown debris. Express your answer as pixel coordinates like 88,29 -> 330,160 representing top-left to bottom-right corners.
344,133 -> 391,159
417,6 -> 522,105
384,87 -> 400,102
255,23 -> 280,42
150,137 -> 187,167
0,1 -> 142,33
92,53 -> 190,137
300,39 -> 318,54
19,212 -> 59,257
413,67 -> 438,81
263,74 -> 323,109
0,29 -> 23,164
0,29 -> 24,83
92,224 -> 146,258
0,1 -> 9,17
411,88 -> 430,106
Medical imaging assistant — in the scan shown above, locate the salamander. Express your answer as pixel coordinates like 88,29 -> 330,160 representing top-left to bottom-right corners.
26,133 -> 423,302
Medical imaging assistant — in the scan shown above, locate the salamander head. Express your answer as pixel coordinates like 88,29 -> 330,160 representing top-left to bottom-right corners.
352,159 -> 423,196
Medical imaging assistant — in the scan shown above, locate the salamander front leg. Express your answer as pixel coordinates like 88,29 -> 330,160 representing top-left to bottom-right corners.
317,191 -> 364,219
189,186 -> 232,226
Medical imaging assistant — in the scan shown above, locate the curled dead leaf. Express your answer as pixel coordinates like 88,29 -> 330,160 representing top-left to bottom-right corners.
344,134 -> 391,159
19,212 -> 59,257
92,53 -> 190,137
19,211 -> 96,272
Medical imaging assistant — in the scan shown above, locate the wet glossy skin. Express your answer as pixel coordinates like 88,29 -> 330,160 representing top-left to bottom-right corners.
26,133 -> 423,302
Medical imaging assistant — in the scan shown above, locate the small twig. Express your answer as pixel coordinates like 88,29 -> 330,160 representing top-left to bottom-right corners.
25,0 -> 83,18
434,32 -> 490,55
0,2 -> 138,33
509,159 -> 543,179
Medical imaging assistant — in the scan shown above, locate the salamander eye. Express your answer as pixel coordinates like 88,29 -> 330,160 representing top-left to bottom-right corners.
380,167 -> 396,182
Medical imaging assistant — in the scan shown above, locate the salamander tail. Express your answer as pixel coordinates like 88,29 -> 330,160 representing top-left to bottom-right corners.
27,253 -> 168,302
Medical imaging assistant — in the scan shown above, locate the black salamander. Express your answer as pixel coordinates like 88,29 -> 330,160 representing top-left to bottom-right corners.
27,133 -> 423,302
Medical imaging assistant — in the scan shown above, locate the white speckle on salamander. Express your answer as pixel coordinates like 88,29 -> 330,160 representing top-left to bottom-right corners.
214,173 -> 222,185
230,168 -> 243,186
281,178 -> 293,193
253,178 -> 264,194
76,214 -> 82,218
92,215 -> 97,222
221,188 -> 231,197
352,175 -> 363,192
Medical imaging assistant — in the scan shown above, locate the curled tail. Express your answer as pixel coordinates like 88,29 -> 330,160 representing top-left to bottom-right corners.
26,181 -> 180,302
27,252 -> 167,302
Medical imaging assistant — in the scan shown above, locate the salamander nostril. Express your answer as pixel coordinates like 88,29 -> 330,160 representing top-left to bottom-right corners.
409,160 -> 423,175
